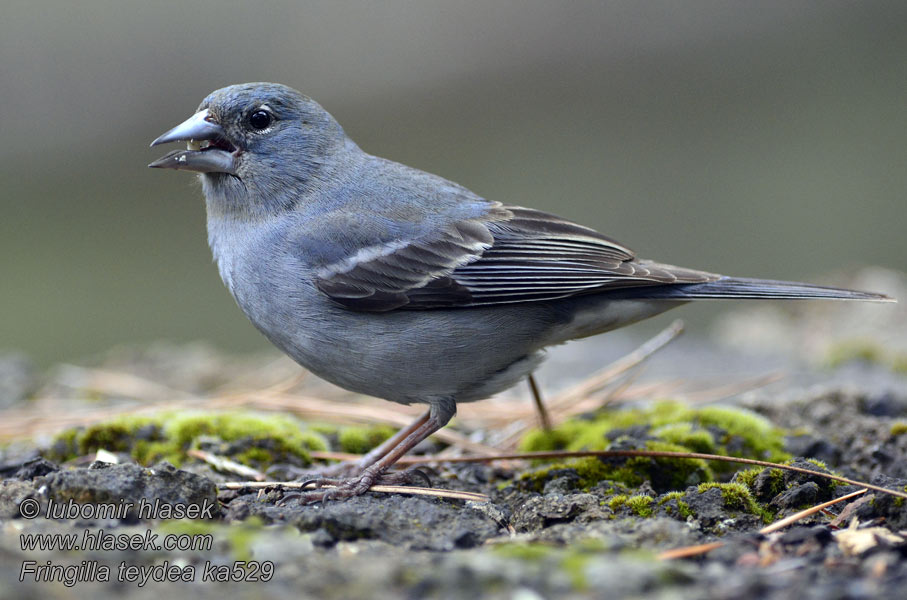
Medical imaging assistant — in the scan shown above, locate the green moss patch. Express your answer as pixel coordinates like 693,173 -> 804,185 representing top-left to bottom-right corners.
825,338 -> 907,373
520,401 -> 787,463
518,400 -> 785,492
657,492 -> 693,520
491,540 -> 612,591
491,541 -> 557,562
46,411 -> 328,469
517,456 -> 633,492
625,495 -> 655,517
697,482 -> 773,522
337,425 -> 395,454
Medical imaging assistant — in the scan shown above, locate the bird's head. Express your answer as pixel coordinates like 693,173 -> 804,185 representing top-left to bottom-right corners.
150,82 -> 347,215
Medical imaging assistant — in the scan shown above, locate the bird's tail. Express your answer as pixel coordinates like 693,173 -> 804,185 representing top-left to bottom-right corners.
612,276 -> 894,302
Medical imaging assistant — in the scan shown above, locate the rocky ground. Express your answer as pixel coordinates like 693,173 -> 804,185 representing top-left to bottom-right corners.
1,268 -> 905,599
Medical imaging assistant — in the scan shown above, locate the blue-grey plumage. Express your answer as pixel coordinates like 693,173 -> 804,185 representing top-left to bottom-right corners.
150,82 -> 893,502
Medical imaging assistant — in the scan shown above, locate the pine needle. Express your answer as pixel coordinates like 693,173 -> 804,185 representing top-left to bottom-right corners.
218,480 -> 489,503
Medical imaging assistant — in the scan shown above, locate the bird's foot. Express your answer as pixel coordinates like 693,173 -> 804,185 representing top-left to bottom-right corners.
277,466 -> 431,505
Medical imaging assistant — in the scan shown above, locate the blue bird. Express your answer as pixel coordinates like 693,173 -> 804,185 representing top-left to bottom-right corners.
150,82 -> 892,503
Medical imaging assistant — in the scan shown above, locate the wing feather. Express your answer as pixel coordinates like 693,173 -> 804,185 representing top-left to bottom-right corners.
315,204 -> 717,311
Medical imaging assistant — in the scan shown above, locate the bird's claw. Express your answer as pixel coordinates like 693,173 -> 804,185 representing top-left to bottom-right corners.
276,467 -> 432,506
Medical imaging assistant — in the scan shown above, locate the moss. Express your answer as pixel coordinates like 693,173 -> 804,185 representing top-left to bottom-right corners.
45,427 -> 80,462
56,427 -> 79,447
733,467 -> 759,489
518,400 -> 788,472
825,338 -> 907,373
518,456 -> 645,492
78,418 -> 156,455
651,423 -> 716,454
168,412 -> 323,449
337,425 -> 395,455
566,439 -> 714,493
787,458 -> 842,493
561,551 -> 590,591
234,447 -> 275,465
160,517 -> 274,562
569,457 -> 618,488
491,542 -> 556,562
693,406 -> 788,463
890,422 -> 907,437
46,416 -> 162,462
608,495 -> 628,511
698,482 -> 746,509
514,467 -> 551,493
738,463 -> 836,504
158,519 -> 219,538
632,440 -> 712,490
168,412 -> 327,468
519,407 -> 748,493
492,542 -> 612,592
676,500 -> 692,519
698,482 -> 772,522
657,491 -> 693,520
608,494 -> 654,518
224,516 -> 267,562
802,458 -> 827,470
761,467 -> 786,497
626,495 -> 655,518
47,421 -> 120,462
157,516 -> 285,562
519,428 -> 572,452
308,423 -> 342,437
825,338 -> 886,367
658,491 -> 686,504
132,440 -> 182,466
44,411 -> 327,468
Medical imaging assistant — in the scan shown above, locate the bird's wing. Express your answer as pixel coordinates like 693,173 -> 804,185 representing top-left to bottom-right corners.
315,205 -> 717,311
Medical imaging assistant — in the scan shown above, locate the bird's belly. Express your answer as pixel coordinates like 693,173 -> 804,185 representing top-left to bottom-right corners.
209,221 -> 681,405
240,280 -> 554,404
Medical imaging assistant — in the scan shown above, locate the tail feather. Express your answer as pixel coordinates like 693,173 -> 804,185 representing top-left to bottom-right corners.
612,276 -> 895,302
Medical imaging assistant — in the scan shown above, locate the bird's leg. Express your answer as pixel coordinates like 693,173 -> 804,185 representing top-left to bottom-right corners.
527,374 -> 552,431
354,409 -> 432,470
287,409 -> 432,479
281,401 -> 454,504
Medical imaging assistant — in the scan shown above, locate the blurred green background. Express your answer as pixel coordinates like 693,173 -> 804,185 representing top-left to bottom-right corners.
1,1 -> 905,366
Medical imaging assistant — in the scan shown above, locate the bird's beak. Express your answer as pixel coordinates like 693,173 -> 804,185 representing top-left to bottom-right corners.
148,109 -> 238,174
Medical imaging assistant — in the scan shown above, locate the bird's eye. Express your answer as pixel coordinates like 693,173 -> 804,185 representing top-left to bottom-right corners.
248,110 -> 272,131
